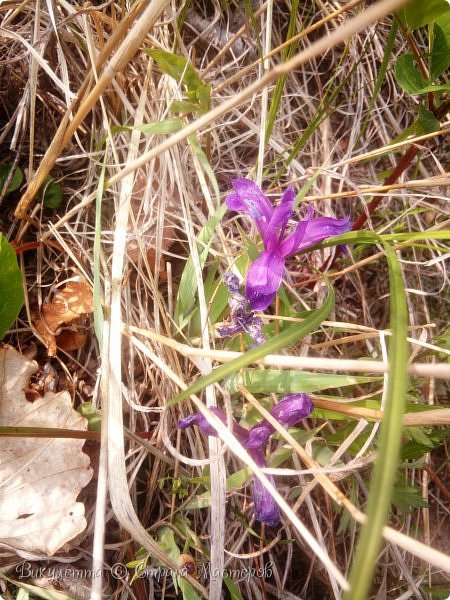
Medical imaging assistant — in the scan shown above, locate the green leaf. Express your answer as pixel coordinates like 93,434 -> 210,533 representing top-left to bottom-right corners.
316,228 -> 450,249
0,234 -> 24,339
39,176 -> 63,209
157,528 -> 200,600
395,53 -> 429,94
401,426 -> 450,459
174,204 -> 227,327
195,82 -> 211,114
134,119 -> 183,135
170,280 -> 335,406
145,49 -> 203,90
170,100 -> 201,114
112,119 -> 184,136
187,135 -> 219,200
399,0 -> 450,31
224,370 -> 378,395
344,239 -> 409,600
265,0 -> 300,143
223,574 -> 245,600
408,82 -> 450,94
144,50 -> 210,115
0,163 -> 23,193
394,52 -> 450,95
226,467 -> 252,491
430,14 -> 450,79
205,272 -> 229,327
421,584 -> 450,599
185,490 -> 211,510
391,486 -> 428,514
414,104 -> 440,135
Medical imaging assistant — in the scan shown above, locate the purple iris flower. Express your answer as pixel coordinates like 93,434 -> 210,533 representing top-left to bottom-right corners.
178,393 -> 314,527
226,178 -> 351,310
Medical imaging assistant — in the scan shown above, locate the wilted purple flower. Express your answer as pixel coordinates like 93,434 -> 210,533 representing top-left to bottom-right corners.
178,407 -> 249,442
217,272 -> 265,346
226,178 -> 351,310
248,447 -> 280,528
178,393 -> 314,527
245,393 -> 314,449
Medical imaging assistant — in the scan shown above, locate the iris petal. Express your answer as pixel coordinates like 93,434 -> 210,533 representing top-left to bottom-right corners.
245,250 -> 285,311
178,408 -> 249,443
271,393 -> 314,427
226,179 -> 273,244
278,205 -> 313,257
263,186 -> 296,251
248,448 -> 280,527
281,214 -> 351,257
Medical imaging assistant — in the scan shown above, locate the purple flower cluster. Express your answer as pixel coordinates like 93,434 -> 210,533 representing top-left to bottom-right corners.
178,393 -> 314,527
180,178 -> 349,528
226,178 -> 351,310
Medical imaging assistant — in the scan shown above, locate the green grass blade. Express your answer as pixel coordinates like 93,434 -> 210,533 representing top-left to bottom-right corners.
187,134 -> 220,201
358,20 -> 398,141
174,203 -> 227,327
169,280 -> 335,406
315,228 -> 450,251
265,0 -> 301,143
343,239 -> 409,600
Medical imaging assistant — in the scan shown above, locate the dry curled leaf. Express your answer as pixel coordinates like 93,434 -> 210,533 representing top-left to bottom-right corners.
0,346 -> 93,556
34,279 -> 93,356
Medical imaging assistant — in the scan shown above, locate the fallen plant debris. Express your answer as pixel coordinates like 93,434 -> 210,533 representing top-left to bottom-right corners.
34,279 -> 93,357
0,346 -> 93,555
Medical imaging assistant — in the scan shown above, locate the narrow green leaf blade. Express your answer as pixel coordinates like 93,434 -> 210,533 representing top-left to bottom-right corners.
344,239 -> 409,600
135,119 -> 183,135
224,370 -> 379,395
187,135 -> 220,200
223,574 -> 245,600
175,204 -> 227,326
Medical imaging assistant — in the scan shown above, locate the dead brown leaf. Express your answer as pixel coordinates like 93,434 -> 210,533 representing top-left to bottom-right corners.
34,279 -> 93,356
0,346 -> 93,556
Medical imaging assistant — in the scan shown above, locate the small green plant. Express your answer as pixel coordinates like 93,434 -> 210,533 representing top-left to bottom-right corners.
0,163 -> 23,195
144,49 -> 211,115
395,3 -> 450,136
38,175 -> 63,209
0,234 -> 24,340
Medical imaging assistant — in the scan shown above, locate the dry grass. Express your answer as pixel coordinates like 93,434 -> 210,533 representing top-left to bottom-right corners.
1,0 -> 449,598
